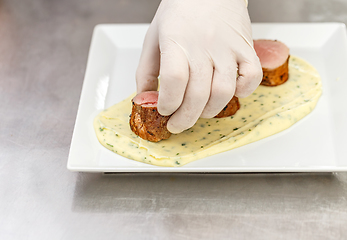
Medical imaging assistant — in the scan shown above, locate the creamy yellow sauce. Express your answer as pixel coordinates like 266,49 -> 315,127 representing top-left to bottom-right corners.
94,56 -> 322,167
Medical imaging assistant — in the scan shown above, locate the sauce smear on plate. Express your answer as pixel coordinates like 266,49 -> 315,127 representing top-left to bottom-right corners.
94,56 -> 322,167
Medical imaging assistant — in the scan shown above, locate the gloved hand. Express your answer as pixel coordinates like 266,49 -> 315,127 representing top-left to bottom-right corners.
136,0 -> 262,134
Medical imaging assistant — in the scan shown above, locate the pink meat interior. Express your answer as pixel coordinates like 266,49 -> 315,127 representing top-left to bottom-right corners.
254,39 -> 290,70
132,91 -> 159,107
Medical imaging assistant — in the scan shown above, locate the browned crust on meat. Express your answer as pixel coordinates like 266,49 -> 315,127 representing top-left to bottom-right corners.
214,96 -> 240,118
261,56 -> 290,86
129,102 -> 171,142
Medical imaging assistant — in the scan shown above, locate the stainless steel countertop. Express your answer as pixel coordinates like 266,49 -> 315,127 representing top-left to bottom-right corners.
1,0 -> 347,239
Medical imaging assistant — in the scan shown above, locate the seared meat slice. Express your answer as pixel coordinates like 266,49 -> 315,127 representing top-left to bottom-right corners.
254,39 -> 290,86
261,56 -> 289,86
214,96 -> 240,118
130,91 -> 171,142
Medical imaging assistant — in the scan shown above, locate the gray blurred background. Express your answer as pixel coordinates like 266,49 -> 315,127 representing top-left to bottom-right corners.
1,0 -> 347,239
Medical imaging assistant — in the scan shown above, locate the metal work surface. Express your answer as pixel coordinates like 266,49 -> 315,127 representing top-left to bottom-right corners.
1,0 -> 347,239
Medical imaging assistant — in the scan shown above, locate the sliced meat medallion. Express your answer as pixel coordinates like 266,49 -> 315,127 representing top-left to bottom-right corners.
130,91 -> 171,142
214,96 -> 240,118
254,39 -> 290,86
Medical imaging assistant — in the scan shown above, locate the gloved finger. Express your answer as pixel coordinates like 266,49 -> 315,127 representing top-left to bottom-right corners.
136,23 -> 160,93
200,59 -> 237,118
157,42 -> 189,116
235,52 -> 262,98
167,59 -> 213,133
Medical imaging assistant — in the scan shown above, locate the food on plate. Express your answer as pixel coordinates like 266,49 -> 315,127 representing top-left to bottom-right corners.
254,39 -> 290,86
94,55 -> 322,167
213,96 -> 240,118
129,92 -> 240,142
128,39 -> 290,142
129,91 -> 171,142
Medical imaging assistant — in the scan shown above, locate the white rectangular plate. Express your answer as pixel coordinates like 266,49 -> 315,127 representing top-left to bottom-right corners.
68,23 -> 347,172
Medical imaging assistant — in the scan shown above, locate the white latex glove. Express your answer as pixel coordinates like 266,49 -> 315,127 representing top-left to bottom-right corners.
136,0 -> 262,134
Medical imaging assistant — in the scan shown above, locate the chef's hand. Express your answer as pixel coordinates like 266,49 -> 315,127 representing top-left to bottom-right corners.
136,0 -> 262,133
